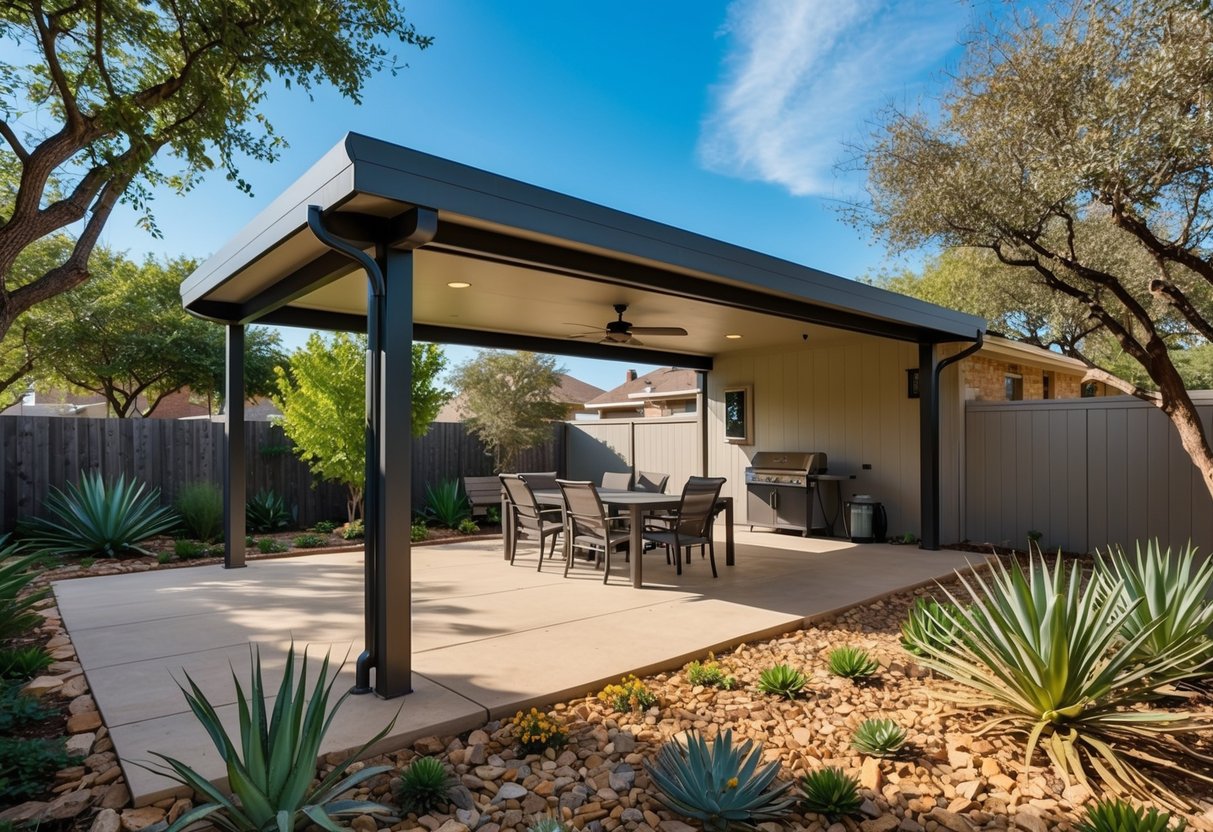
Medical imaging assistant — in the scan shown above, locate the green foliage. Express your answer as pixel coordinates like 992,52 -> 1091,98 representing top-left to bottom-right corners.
527,817 -> 569,832
485,506 -> 501,524
0,542 -> 47,640
423,480 -> 470,528
511,708 -> 567,755
258,538 -> 287,554
450,351 -> 567,473
311,521 -> 338,535
850,719 -> 907,758
176,482 -> 224,543
686,657 -> 736,690
148,645 -> 395,832
341,520 -> 365,541
827,647 -> 879,680
800,767 -> 862,821
457,518 -> 479,535
395,757 -> 454,816
410,524 -> 428,543
915,555 -> 1213,809
245,489 -> 294,534
23,472 -> 178,558
756,664 -> 807,699
1093,540 -> 1213,672
273,334 -> 451,522
0,681 -> 55,731
0,736 -> 73,803
293,534 -> 327,549
645,728 -> 795,832
0,646 -> 52,681
598,675 -> 658,713
900,597 -> 964,658
174,539 -> 211,560
157,552 -> 173,565
1076,800 -> 1186,832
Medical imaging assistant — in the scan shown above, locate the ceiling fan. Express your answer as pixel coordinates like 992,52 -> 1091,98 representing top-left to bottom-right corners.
567,304 -> 688,346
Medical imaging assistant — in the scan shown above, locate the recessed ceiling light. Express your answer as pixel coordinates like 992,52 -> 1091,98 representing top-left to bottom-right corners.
447,281 -> 471,289
725,334 -> 743,339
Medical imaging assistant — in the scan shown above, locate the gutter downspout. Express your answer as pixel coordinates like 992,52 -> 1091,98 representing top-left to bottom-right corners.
307,205 -> 384,695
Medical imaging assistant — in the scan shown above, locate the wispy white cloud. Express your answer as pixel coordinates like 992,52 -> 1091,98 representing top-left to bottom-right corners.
698,0 -> 965,197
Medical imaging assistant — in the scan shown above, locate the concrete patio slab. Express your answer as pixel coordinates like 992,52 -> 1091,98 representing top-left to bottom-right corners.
54,531 -> 975,806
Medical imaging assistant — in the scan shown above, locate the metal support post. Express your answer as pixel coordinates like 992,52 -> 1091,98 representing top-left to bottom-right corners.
224,325 -> 246,569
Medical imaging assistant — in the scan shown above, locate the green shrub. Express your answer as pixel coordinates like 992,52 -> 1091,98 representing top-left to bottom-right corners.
827,646 -> 879,679
410,524 -> 428,543
921,554 -> 1213,808
156,552 -> 172,564
645,728 -> 795,832
686,657 -> 736,690
756,664 -> 807,698
485,506 -> 501,524
0,542 -> 47,641
79,556 -> 95,569
800,767 -> 862,820
293,534 -> 327,549
0,681 -> 55,731
850,718 -> 907,758
341,519 -> 365,540
900,597 -> 965,657
0,736 -> 74,803
511,708 -> 567,755
0,647 -> 53,681
423,480 -> 470,529
395,756 -> 454,816
174,539 -> 210,560
1076,800 -> 1185,832
245,535 -> 255,547
311,520 -> 337,534
245,489 -> 294,533
457,518 -> 479,535
147,646 -> 395,832
176,482 -> 223,543
23,472 -> 178,558
258,538 -> 287,554
598,675 -> 657,713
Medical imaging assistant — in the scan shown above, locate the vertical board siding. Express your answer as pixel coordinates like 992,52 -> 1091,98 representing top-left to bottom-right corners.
964,395 -> 1213,553
565,417 -> 700,492
0,416 -> 564,532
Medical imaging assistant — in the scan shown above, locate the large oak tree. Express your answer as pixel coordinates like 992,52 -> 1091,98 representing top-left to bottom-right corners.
855,0 -> 1213,497
0,0 -> 430,395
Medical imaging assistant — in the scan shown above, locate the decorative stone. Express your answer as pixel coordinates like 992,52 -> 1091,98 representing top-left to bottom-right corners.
91,808 -> 122,832
475,765 -> 507,781
167,798 -> 192,824
120,806 -> 167,831
927,809 -> 976,832
612,732 -> 636,754
414,736 -> 445,755
659,822 -> 698,832
860,757 -> 883,791
66,732 -> 96,757
61,675 -> 90,698
0,802 -> 49,824
22,675 -> 63,697
69,695 -> 97,715
465,744 -> 487,766
100,783 -> 132,810
861,815 -> 900,832
493,782 -> 527,802
1013,808 -> 1049,832
608,763 -> 635,792
67,711 -> 103,734
350,814 -> 377,832
43,789 -> 94,820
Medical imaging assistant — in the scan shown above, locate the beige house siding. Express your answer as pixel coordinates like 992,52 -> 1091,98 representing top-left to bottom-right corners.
566,417 -> 701,492
707,334 -> 925,538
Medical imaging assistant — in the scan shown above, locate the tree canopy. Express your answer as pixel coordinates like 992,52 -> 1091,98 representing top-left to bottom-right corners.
450,351 -> 567,474
0,0 -> 430,368
855,0 -> 1213,497
272,333 -> 450,521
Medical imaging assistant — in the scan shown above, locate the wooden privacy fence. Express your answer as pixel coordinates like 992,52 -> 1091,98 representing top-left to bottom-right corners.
0,416 -> 565,533
566,416 -> 702,491
963,393 -> 1213,553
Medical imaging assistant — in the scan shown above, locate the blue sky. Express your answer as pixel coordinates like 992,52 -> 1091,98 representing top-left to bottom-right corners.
98,0 -> 980,392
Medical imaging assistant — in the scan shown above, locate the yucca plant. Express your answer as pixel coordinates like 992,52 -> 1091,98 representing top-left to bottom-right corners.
246,489 -> 294,534
918,555 -> 1213,809
395,756 -> 454,815
23,472 -> 178,558
756,663 -> 807,698
900,597 -> 964,657
1093,540 -> 1213,673
1076,799 -> 1186,832
850,718 -> 907,758
827,646 -> 879,679
422,480 -> 470,529
800,767 -> 862,820
645,729 -> 796,832
0,541 -> 46,640
146,645 -> 395,832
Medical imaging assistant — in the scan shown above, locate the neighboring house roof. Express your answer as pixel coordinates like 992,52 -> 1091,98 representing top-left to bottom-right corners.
585,368 -> 700,411
977,335 -> 1089,374
1,387 -> 280,420
435,373 -> 605,422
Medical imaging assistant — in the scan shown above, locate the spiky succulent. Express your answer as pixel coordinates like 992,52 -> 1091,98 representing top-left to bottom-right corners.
827,646 -> 879,679
800,767 -> 862,820
900,597 -> 964,657
1076,800 -> 1186,832
756,663 -> 807,698
396,756 -> 455,816
850,718 -> 907,758
22,472 -> 178,558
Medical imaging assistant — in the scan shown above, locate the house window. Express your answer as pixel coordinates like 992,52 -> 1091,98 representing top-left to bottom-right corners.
1005,374 -> 1023,401
1042,372 -> 1052,400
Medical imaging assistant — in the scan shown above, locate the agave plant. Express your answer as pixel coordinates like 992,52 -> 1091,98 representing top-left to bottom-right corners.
918,555 -> 1213,809
756,663 -> 807,698
1076,799 -> 1186,832
850,718 -> 907,758
422,480 -> 470,529
395,756 -> 454,815
0,541 -> 47,641
1093,540 -> 1213,673
800,767 -> 862,820
147,645 -> 395,832
23,472 -> 178,558
900,597 -> 964,657
645,729 -> 796,832
827,646 -> 879,679
246,489 -> 295,534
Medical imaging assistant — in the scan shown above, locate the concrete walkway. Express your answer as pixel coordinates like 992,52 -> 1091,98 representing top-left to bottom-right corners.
53,531 -> 976,806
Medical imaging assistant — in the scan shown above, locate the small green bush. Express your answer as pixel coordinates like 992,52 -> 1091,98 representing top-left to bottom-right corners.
258,538 -> 287,554
800,767 -> 862,820
1076,800 -> 1185,832
176,482 -> 223,542
246,489 -> 294,533
0,681 -> 55,731
396,756 -> 454,815
174,539 -> 210,560
827,646 -> 879,679
245,535 -> 255,547
850,718 -> 907,758
485,506 -> 501,524
457,518 -> 479,535
686,657 -> 736,689
0,736 -> 74,803
79,556 -> 95,569
757,664 -> 807,698
156,551 -> 172,564
341,519 -> 365,540
410,524 -> 428,543
0,647 -> 53,681
293,533 -> 327,549
311,520 -> 338,534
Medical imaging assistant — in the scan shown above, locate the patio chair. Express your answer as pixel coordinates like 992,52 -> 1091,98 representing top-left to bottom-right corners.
600,471 -> 633,490
556,479 -> 631,583
643,477 -> 726,577
635,471 -> 669,493
518,471 -> 559,490
500,474 -> 564,571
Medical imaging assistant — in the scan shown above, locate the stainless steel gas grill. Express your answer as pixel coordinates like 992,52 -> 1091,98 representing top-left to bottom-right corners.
744,451 -> 849,536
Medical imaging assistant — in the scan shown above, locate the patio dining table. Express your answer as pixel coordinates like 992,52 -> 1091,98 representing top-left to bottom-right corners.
511,488 -> 735,588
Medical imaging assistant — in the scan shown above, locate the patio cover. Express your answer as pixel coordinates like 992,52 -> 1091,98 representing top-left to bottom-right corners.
181,133 -> 984,697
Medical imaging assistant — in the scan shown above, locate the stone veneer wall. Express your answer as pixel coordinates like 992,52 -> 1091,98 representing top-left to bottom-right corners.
961,355 -> 1084,401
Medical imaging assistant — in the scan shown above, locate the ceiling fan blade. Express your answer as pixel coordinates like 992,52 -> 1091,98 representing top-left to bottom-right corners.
562,322 -> 604,330
629,326 -> 688,336
567,332 -> 604,340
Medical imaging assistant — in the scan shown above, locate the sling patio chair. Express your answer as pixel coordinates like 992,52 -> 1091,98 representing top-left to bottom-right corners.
500,474 -> 564,571
556,479 -> 632,583
642,476 -> 727,577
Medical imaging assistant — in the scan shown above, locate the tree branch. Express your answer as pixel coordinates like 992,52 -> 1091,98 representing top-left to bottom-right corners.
1079,366 -> 1159,403
0,121 -> 29,162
